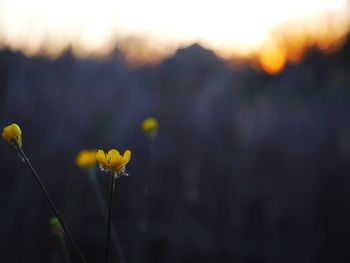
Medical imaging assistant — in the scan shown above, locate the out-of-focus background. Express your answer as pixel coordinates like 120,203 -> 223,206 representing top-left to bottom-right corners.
1,0 -> 350,262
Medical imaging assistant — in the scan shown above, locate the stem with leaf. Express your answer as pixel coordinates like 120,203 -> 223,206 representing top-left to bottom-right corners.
15,143 -> 87,263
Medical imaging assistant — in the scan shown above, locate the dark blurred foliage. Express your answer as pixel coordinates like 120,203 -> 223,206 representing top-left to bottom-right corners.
1,34 -> 350,263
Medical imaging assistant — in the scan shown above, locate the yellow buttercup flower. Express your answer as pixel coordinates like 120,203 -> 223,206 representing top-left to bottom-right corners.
2,123 -> 22,147
75,150 -> 97,169
142,118 -> 158,137
96,149 -> 131,176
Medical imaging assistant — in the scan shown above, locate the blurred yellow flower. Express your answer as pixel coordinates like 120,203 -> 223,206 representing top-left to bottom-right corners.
96,149 -> 131,176
76,150 -> 97,169
142,118 -> 158,137
2,123 -> 22,147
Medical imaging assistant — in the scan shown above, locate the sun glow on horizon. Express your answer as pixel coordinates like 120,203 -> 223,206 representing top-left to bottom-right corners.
1,0 -> 350,74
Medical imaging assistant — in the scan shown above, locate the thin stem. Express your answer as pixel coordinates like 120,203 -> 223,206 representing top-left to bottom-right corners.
104,174 -> 117,263
134,137 -> 156,262
59,232 -> 72,263
88,169 -> 127,263
14,143 -> 88,263
142,137 -> 156,230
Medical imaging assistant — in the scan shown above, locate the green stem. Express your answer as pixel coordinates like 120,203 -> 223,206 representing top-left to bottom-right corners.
88,169 -> 127,263
14,143 -> 88,263
59,232 -> 72,263
104,174 -> 117,263
134,137 -> 156,263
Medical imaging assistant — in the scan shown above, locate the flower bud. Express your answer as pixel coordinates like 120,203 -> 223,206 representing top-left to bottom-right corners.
141,118 -> 158,137
76,150 -> 97,169
2,123 -> 22,147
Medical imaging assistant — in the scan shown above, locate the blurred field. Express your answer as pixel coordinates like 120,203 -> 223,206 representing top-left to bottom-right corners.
1,35 -> 350,263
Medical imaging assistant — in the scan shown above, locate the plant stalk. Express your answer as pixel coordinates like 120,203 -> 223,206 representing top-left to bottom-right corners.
88,169 -> 126,263
104,174 -> 117,263
59,232 -> 72,263
15,143 -> 88,263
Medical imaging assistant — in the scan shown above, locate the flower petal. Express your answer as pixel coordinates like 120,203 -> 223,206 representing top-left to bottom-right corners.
96,150 -> 108,167
109,157 -> 120,169
108,149 -> 121,159
114,150 -> 131,172
121,150 -> 131,167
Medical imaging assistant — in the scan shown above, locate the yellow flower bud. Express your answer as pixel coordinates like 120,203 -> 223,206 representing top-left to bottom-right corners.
75,150 -> 97,169
141,118 -> 158,137
2,123 -> 22,147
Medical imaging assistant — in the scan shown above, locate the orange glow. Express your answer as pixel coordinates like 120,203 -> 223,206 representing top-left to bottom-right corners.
281,34 -> 307,64
0,0 -> 349,72
287,48 -> 304,64
259,43 -> 287,75
252,17 -> 349,74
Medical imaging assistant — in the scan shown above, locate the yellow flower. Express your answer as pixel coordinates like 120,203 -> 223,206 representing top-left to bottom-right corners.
2,123 -> 22,147
96,149 -> 131,176
141,118 -> 158,137
75,150 -> 97,169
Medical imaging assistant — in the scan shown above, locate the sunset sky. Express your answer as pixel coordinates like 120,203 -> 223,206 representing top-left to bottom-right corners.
1,0 -> 350,73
